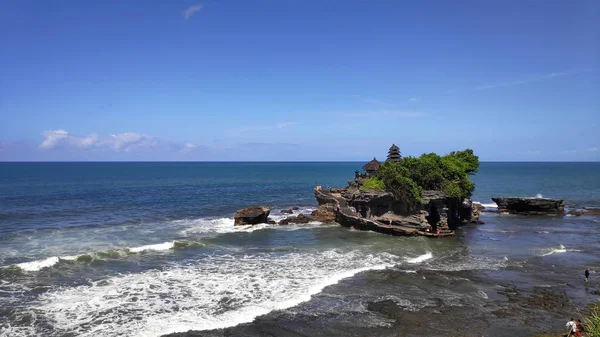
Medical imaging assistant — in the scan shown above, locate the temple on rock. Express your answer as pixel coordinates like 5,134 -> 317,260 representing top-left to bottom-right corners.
355,144 -> 402,179
362,158 -> 380,177
386,144 -> 401,162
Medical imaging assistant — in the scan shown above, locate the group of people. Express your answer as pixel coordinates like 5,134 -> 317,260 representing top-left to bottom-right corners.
564,268 -> 592,336
566,318 -> 585,336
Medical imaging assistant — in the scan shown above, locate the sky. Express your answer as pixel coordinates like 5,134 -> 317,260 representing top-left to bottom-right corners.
0,0 -> 598,161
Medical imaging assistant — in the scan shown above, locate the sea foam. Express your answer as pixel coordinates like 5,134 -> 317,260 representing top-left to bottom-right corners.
406,252 -> 433,264
15,257 -> 60,272
32,250 -> 399,337
128,242 -> 174,253
539,244 -> 581,256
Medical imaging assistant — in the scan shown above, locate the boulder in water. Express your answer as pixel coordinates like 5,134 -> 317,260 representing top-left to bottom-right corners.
491,197 -> 564,215
234,206 -> 270,226
279,213 -> 314,225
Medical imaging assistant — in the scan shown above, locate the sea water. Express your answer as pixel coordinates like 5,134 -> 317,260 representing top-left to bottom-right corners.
1,162 -> 599,337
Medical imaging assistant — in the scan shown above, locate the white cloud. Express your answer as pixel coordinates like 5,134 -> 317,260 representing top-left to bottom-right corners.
183,4 -> 204,20
408,97 -> 420,102
39,130 -> 176,153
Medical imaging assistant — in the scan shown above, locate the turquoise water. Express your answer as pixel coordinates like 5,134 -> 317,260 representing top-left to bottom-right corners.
0,162 -> 599,337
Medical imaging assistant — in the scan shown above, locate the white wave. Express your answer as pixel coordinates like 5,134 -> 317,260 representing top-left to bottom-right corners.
538,244 -> 580,257
32,250 -> 399,337
473,201 -> 498,209
128,242 -> 174,253
15,257 -> 60,272
427,255 -> 510,272
176,217 -> 275,236
536,193 -> 544,198
406,252 -> 432,264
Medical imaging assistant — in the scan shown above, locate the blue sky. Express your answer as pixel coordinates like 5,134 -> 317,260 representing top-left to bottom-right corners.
0,0 -> 598,161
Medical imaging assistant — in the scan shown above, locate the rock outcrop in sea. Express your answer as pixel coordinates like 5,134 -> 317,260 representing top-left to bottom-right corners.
491,197 -> 565,215
313,186 -> 481,237
233,206 -> 271,226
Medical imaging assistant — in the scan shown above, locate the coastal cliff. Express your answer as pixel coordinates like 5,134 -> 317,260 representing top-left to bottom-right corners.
313,186 -> 481,237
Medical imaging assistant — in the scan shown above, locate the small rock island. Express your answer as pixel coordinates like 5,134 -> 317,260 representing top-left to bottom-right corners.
312,144 -> 483,237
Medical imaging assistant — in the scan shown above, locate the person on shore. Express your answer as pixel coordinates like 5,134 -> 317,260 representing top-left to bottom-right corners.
566,318 -> 576,336
585,268 -> 590,282
575,319 -> 584,336
436,228 -> 441,236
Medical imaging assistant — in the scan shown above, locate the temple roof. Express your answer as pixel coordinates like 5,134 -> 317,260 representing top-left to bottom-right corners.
389,144 -> 399,151
362,157 -> 380,171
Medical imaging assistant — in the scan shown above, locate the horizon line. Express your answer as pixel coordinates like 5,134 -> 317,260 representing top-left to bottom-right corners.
1,160 -> 599,164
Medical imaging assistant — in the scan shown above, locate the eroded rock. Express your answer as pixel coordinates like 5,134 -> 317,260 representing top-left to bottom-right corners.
233,206 -> 270,226
492,197 -> 565,215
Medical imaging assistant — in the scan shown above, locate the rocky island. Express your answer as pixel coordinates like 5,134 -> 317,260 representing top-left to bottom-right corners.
233,145 -> 484,237
311,145 -> 482,237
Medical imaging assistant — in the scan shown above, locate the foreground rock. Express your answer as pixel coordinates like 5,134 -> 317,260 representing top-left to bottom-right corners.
233,206 -> 270,226
491,197 -> 565,215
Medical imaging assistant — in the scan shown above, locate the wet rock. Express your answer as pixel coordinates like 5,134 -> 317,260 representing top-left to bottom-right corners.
292,206 -> 299,210
233,206 -> 270,226
366,300 -> 403,320
279,213 -> 314,225
491,197 -> 565,215
279,209 -> 293,214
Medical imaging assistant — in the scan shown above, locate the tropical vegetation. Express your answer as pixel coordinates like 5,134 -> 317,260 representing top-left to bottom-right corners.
361,149 -> 479,211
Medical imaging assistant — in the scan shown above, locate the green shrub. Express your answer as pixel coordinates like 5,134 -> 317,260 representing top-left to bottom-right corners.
376,148 -> 479,207
360,177 -> 385,191
583,302 -> 600,336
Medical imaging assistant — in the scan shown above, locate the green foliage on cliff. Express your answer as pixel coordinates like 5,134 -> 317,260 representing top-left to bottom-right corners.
584,302 -> 600,337
360,177 -> 385,191
377,149 -> 479,207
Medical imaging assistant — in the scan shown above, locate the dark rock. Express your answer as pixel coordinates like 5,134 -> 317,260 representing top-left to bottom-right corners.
267,220 -> 277,225
292,206 -> 299,210
367,300 -> 403,320
233,206 -> 270,226
279,213 -> 314,225
279,209 -> 293,214
492,197 -> 565,215
313,187 -> 455,237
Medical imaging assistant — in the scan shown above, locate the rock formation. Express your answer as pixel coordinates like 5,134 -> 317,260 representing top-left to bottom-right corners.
313,187 -> 479,237
279,213 -> 314,225
233,206 -> 270,226
491,197 -> 565,215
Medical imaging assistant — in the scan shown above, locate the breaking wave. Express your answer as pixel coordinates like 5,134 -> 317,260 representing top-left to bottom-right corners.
2,210 -> 324,273
406,252 -> 432,264
473,201 -> 498,209
23,250 -> 398,337
539,244 -> 581,257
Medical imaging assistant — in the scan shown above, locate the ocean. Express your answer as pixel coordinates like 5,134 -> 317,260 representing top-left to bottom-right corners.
1,162 -> 599,337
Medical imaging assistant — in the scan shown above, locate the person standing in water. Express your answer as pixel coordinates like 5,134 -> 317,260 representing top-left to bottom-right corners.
585,268 -> 590,282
